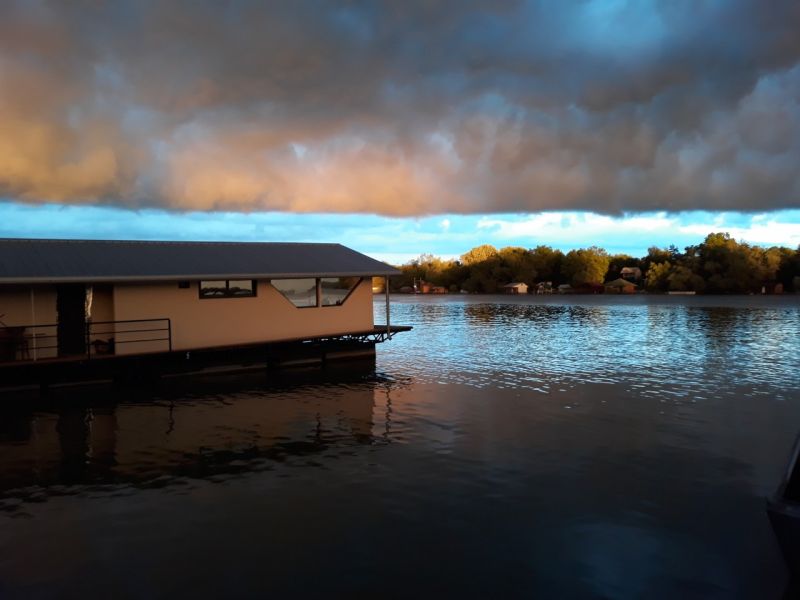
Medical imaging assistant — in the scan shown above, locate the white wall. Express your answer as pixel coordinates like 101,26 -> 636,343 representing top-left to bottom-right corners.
112,279 -> 374,354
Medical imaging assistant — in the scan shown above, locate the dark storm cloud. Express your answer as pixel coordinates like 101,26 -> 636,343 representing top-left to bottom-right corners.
0,0 -> 798,214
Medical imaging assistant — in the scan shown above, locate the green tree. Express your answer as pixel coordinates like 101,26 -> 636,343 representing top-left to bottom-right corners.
498,246 -> 537,285
641,246 -> 673,277
777,246 -> 800,291
606,254 -> 640,282
460,244 -> 498,266
645,261 -> 671,292
395,253 -> 460,290
529,245 -> 564,284
391,233 -> 799,295
698,233 -> 762,293
666,265 -> 705,292
562,247 -> 610,287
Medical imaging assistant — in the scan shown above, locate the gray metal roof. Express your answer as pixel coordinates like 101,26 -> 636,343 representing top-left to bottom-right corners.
0,238 -> 400,284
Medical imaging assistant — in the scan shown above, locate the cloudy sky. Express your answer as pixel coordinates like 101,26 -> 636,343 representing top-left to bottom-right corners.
1,0 -> 798,261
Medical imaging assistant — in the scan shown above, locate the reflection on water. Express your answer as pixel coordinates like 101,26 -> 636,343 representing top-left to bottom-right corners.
0,296 -> 799,598
0,368 -> 402,502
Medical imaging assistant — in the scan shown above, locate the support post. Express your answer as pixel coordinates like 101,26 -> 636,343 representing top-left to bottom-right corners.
30,287 -> 38,361
385,276 -> 390,337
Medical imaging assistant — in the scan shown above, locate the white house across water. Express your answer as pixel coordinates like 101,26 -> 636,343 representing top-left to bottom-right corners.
0,239 -> 407,382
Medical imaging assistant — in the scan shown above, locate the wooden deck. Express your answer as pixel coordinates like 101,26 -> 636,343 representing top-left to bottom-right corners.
0,325 -> 412,389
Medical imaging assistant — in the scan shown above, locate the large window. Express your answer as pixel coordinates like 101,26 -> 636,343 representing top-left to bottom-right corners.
320,277 -> 361,306
272,277 -> 362,308
199,280 -> 256,299
271,278 -> 317,307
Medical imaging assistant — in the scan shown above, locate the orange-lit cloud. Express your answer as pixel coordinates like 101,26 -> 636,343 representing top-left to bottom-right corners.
0,1 -> 799,215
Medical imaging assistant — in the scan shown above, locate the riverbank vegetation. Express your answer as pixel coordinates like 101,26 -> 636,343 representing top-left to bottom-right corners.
393,233 -> 800,294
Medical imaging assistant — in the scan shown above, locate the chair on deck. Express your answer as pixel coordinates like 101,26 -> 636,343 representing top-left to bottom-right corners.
0,315 -> 30,361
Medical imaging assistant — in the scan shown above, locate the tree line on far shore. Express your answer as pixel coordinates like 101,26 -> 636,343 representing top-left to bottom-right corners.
391,233 -> 800,294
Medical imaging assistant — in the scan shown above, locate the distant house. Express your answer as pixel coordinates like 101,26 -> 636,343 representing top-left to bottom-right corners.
0,238 -> 402,365
415,280 -> 447,294
604,278 -> 638,294
535,281 -> 553,295
557,284 -> 573,294
503,282 -> 529,295
620,267 -> 642,282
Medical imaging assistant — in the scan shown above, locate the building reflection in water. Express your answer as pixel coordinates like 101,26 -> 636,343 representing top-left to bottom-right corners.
0,364 -> 406,503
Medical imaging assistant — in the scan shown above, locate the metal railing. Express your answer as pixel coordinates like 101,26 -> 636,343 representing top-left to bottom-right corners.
0,323 -> 58,362
0,318 -> 172,364
87,318 -> 172,359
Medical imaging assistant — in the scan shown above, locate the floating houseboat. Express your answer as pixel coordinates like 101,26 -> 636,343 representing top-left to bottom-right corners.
0,239 -> 409,387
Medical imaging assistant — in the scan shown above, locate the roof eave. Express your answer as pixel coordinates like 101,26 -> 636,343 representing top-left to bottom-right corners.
0,270 -> 401,285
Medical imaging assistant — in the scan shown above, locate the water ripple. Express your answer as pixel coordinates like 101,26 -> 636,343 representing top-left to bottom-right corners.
378,295 -> 800,401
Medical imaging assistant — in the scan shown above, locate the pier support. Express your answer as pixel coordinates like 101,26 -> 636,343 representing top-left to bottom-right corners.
385,277 -> 391,337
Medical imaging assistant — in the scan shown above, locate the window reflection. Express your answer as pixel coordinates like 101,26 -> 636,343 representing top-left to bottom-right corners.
272,279 -> 317,307
320,277 -> 361,306
228,280 -> 255,297
199,280 -> 256,299
199,280 -> 227,298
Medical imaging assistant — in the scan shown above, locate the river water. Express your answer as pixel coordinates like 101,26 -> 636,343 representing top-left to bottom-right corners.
1,295 -> 799,598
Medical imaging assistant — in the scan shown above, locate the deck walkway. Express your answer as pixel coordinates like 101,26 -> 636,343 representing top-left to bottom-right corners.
0,325 -> 412,389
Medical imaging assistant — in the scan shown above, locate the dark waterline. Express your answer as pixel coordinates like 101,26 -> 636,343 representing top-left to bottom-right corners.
1,295 -> 799,598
